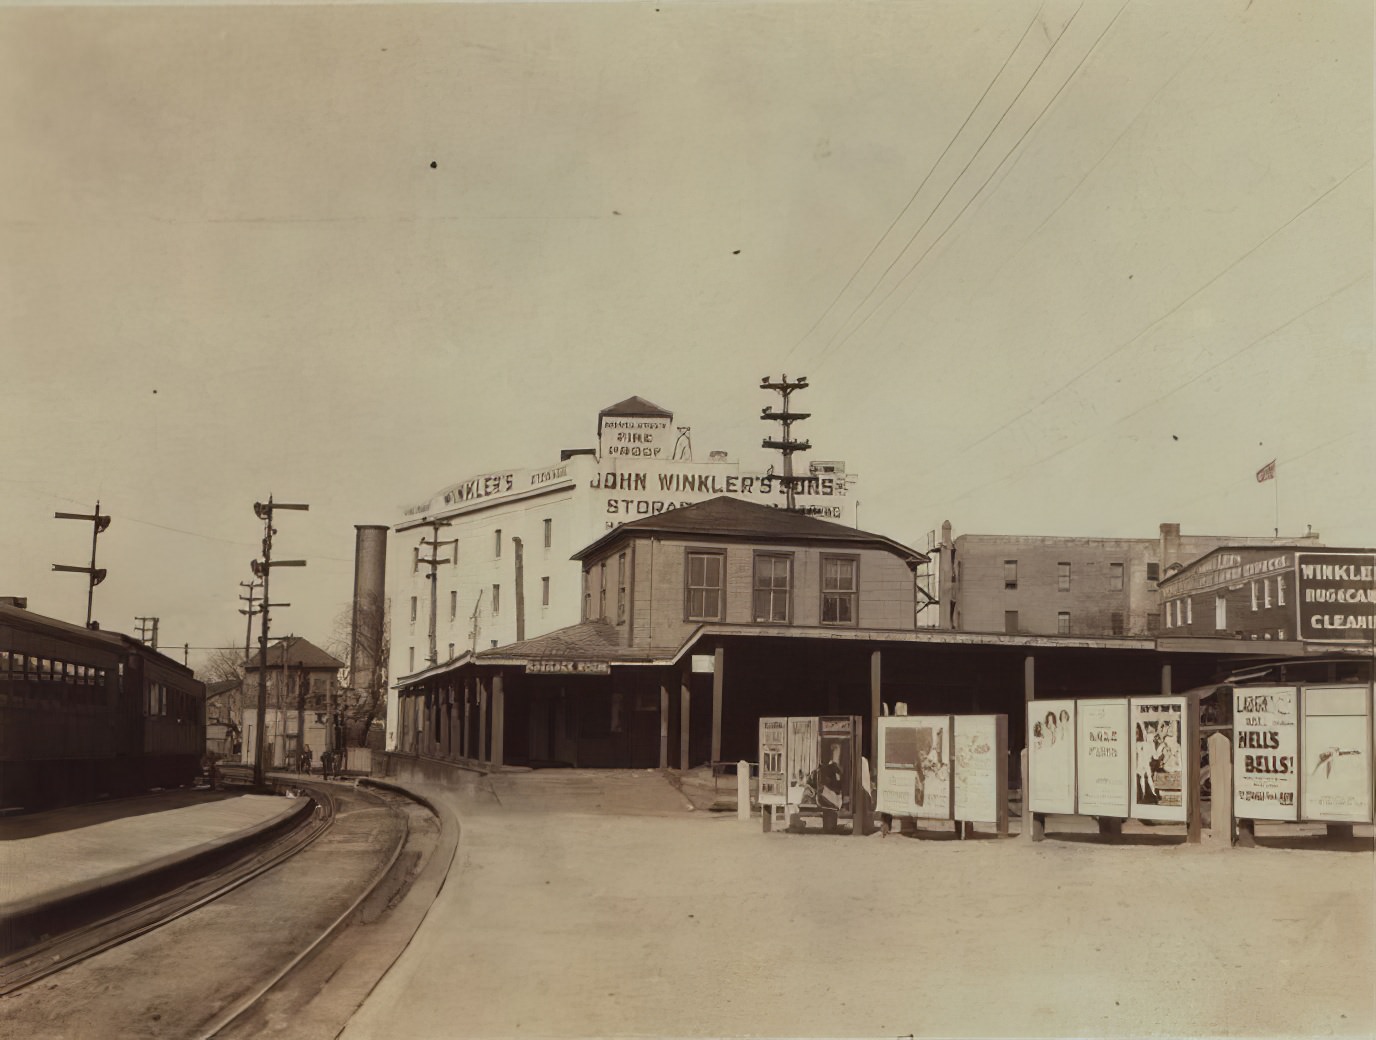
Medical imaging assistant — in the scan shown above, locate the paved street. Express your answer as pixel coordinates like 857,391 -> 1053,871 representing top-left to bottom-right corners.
341,771 -> 1375,1039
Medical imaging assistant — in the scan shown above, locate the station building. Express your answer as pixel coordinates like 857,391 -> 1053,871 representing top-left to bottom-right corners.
387,395 -> 869,745
391,498 -> 1292,775
937,521 -> 1323,638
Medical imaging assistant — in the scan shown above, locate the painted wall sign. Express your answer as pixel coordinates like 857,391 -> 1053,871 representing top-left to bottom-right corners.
876,715 -> 952,819
591,465 -> 853,527
786,717 -> 818,808
1130,697 -> 1187,822
1075,699 -> 1130,818
1027,700 -> 1076,815
1232,686 -> 1299,821
758,717 -> 787,806
525,659 -> 611,675
953,714 -> 1003,824
1300,685 -> 1373,824
599,416 -> 673,459
1296,553 -> 1376,643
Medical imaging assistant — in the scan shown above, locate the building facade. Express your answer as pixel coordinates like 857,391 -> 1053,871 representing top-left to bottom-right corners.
242,636 -> 345,769
387,396 -> 860,744
939,522 -> 1324,638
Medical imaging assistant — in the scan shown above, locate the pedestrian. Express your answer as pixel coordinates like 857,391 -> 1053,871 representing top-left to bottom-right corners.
321,748 -> 333,780
302,744 -> 313,776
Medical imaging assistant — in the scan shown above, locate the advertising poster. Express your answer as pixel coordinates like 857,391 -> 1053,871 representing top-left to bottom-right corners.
785,717 -> 818,807
876,716 -> 952,819
1301,686 -> 1373,824
816,716 -> 855,813
1130,697 -> 1187,822
954,715 -> 1000,823
1231,686 -> 1298,821
758,717 -> 787,807
1027,700 -> 1076,815
1075,699 -> 1130,818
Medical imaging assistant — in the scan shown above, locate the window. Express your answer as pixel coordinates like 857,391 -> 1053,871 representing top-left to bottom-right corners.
408,647 -> 415,672
491,584 -> 501,615
542,576 -> 551,607
412,547 -> 420,574
1004,610 -> 1019,634
448,642 -> 455,660
1164,603 -> 1173,629
1146,614 -> 1161,634
1278,574 -> 1286,606
1110,612 -> 1124,635
821,555 -> 858,625
1110,563 -> 1124,591
1004,560 -> 1018,590
1057,563 -> 1071,591
599,562 -> 607,619
1215,594 -> 1227,631
410,596 -> 418,623
1264,578 -> 1272,608
1186,598 -> 1193,624
753,554 -> 792,623
543,518 -> 553,549
450,590 -> 458,621
583,571 -> 591,621
1057,611 -> 1070,635
1250,581 -> 1258,611
492,529 -> 502,557
686,551 -> 724,621
617,552 -> 627,624
1147,562 -> 1160,584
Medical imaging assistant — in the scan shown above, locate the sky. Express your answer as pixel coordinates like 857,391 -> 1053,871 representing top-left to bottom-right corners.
1,0 -> 1371,676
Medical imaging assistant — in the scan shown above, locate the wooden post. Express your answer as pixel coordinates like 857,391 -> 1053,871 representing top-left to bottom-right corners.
1185,692 -> 1201,844
870,649 -> 882,765
1161,663 -> 1173,696
659,672 -> 670,770
1207,731 -> 1234,847
679,663 -> 691,770
710,646 -> 724,766
478,674 -> 489,765
737,760 -> 750,821
491,671 -> 505,769
1024,655 -> 1035,702
995,714 -> 1009,837
462,680 -> 472,760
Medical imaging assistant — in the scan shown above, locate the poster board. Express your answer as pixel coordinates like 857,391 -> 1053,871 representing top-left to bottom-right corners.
876,715 -> 953,819
757,717 -> 787,807
954,714 -> 1005,824
816,716 -> 856,813
1130,697 -> 1187,822
1300,685 -> 1373,824
785,717 -> 818,807
1231,686 -> 1299,822
1075,699 -> 1130,818
1027,699 -> 1076,815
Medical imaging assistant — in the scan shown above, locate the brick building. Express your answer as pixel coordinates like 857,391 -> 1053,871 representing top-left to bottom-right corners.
938,522 -> 1323,638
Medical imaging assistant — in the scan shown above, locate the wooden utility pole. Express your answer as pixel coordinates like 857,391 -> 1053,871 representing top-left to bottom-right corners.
419,520 -> 456,667
760,376 -> 812,512
250,497 -> 308,787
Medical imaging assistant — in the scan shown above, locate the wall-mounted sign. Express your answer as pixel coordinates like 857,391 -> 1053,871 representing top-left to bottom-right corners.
1076,699 -> 1130,818
525,659 -> 611,675
786,717 -> 818,808
1027,700 -> 1076,815
691,654 -> 716,674
1130,697 -> 1187,822
599,415 -> 674,460
954,715 -> 1005,824
1232,686 -> 1298,822
758,717 -> 787,806
1300,685 -> 1373,824
876,715 -> 952,819
1296,553 -> 1376,643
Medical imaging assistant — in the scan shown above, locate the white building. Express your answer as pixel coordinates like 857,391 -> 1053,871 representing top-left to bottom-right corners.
386,396 -> 859,744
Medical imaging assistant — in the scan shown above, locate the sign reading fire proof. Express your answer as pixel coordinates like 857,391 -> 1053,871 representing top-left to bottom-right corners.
1232,686 -> 1299,821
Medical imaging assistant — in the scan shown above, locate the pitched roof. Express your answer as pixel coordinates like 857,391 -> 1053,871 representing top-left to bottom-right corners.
571,495 -> 927,562
205,679 -> 242,699
245,637 -> 345,671
475,621 -> 653,663
598,395 -> 672,418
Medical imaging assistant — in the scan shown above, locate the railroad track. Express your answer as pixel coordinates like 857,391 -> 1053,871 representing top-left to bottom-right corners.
0,778 -> 340,996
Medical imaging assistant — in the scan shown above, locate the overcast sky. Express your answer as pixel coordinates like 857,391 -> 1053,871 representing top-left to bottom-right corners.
2,0 -> 1370,673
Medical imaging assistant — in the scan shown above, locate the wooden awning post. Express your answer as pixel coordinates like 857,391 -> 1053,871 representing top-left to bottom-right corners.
711,646 -> 724,766
491,670 -> 505,769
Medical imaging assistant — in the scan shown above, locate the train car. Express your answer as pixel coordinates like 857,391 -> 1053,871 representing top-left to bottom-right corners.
0,602 -> 206,811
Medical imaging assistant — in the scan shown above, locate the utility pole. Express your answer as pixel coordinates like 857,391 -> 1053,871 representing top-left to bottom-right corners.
250,496 -> 308,788
760,376 -> 812,512
512,536 -> 526,643
418,520 -> 456,668
237,580 -> 262,746
468,590 -> 484,655
53,502 -> 111,628
134,616 -> 160,650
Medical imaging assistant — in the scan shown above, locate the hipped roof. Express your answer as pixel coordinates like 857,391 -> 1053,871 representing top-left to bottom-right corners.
245,637 -> 345,671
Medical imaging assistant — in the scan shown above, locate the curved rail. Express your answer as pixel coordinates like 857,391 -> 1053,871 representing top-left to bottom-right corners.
0,783 -> 338,996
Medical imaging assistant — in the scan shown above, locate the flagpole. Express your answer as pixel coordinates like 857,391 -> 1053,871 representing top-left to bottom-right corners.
1274,470 -> 1279,537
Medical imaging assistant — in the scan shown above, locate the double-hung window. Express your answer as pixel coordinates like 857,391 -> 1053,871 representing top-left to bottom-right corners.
685,551 -> 724,621
753,554 -> 792,623
820,555 -> 858,626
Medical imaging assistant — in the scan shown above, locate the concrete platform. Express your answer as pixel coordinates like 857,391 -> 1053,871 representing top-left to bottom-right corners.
0,791 -> 307,955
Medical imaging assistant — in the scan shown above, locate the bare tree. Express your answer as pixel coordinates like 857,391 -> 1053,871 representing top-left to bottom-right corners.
328,595 -> 390,748
201,644 -> 247,684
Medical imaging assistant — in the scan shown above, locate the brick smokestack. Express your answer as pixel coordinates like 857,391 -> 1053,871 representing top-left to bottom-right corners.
348,525 -> 388,729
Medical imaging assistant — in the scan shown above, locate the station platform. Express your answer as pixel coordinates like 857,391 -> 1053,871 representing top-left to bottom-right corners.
0,790 -> 305,952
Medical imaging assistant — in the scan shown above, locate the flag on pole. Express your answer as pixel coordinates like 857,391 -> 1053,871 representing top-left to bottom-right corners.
1256,459 -> 1276,483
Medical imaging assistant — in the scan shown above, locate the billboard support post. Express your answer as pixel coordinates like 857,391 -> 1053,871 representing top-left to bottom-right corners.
1186,693 -> 1202,844
1207,731 -> 1234,846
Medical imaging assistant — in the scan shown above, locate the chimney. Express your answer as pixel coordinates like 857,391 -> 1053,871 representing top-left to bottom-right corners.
1159,523 -> 1181,571
939,520 -> 955,630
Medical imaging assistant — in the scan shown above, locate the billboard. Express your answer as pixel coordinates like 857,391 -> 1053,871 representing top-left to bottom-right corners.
786,717 -> 819,807
1027,700 -> 1076,815
758,717 -> 787,807
953,715 -> 1003,824
1130,697 -> 1187,822
1300,685 -> 1373,824
1231,686 -> 1299,822
876,715 -> 952,820
1075,699 -> 1130,818
816,716 -> 856,813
